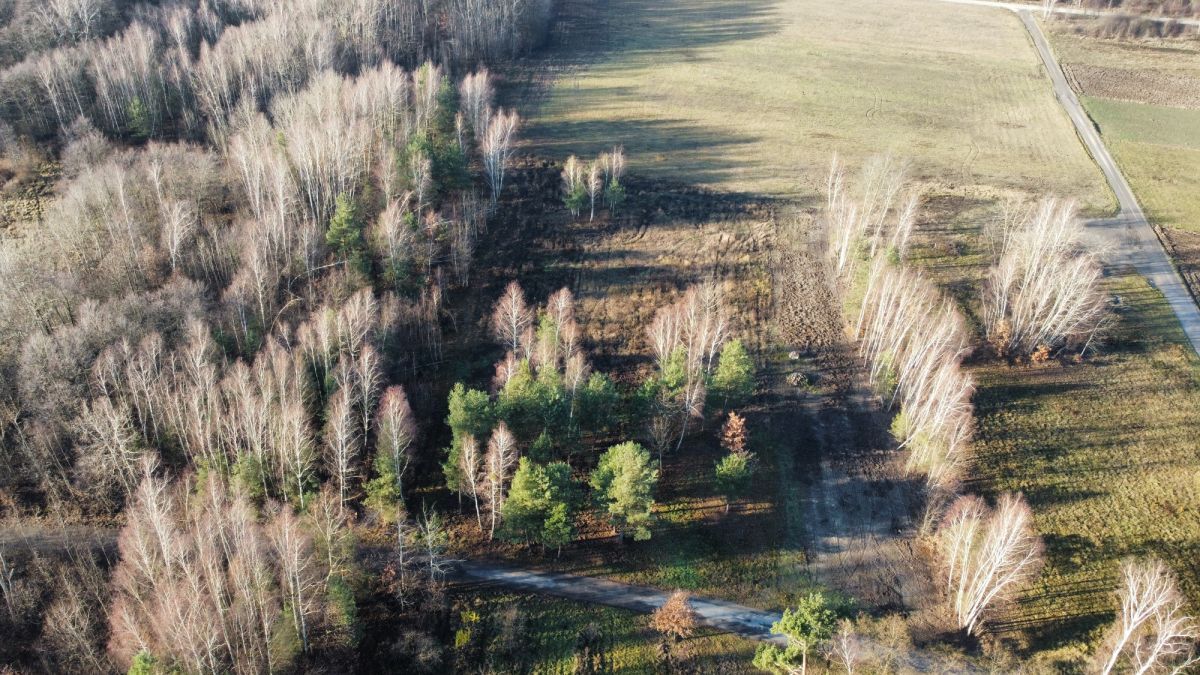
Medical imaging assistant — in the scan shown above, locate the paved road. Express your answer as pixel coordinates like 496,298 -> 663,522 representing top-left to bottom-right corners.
937,0 -> 1200,355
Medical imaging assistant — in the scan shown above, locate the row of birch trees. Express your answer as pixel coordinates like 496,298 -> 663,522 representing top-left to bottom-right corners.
823,154 -> 1195,673
824,154 -> 1042,639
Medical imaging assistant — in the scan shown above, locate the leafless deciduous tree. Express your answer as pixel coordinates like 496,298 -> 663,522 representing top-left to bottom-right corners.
376,385 -> 416,499
491,280 -> 534,356
269,501 -> 320,656
110,460 -> 324,672
37,0 -> 105,43
937,493 -> 1042,636
562,154 -> 584,217
856,261 -> 973,486
459,67 -> 493,141
1097,558 -> 1199,675
484,422 -> 518,539
586,159 -> 602,221
982,199 -> 1107,356
481,108 -> 519,204
325,387 -> 360,513
648,282 -> 730,451
825,154 -> 919,280
458,434 -> 484,529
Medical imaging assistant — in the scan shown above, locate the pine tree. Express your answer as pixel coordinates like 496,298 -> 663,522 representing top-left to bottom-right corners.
326,192 -> 366,270
589,442 -> 658,542
502,458 -> 577,553
711,339 -> 755,407
753,593 -> 837,675
714,452 -> 754,513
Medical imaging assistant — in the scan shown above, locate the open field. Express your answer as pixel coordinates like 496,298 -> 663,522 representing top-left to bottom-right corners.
1079,97 -> 1200,232
1047,29 -> 1200,231
910,200 -> 1200,658
515,0 -> 1113,210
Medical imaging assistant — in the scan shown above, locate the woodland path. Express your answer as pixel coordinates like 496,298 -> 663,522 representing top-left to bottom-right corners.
933,1 -> 1200,355
460,561 -> 980,672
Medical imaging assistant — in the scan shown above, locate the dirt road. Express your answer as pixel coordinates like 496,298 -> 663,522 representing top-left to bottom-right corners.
937,0 -> 1200,355
461,561 -> 980,672
461,562 -> 787,643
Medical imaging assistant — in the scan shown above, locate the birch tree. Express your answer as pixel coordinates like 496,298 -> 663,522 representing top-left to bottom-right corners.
938,493 -> 1042,636
325,387 -> 360,513
586,159 -> 602,221
491,281 -> 533,355
982,199 -> 1107,356
1097,559 -> 1199,675
269,503 -> 320,656
824,154 -> 919,280
458,434 -> 484,529
484,422 -> 518,539
562,155 -> 585,217
458,68 -> 494,140
375,385 -> 416,500
481,108 -> 519,204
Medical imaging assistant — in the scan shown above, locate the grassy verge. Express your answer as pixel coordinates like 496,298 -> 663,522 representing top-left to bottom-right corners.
1080,96 -> 1200,232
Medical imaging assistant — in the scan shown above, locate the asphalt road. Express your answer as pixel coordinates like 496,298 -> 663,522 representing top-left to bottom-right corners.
1020,10 -> 1200,356
937,0 -> 1200,355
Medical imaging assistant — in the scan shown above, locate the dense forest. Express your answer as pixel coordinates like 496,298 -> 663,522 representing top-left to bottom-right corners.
0,0 -> 572,671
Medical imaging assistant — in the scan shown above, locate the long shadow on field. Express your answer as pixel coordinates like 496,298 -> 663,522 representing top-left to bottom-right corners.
525,115 -> 764,188
505,0 -> 782,186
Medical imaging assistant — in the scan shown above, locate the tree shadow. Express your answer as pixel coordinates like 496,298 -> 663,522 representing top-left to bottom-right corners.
502,0 -> 785,190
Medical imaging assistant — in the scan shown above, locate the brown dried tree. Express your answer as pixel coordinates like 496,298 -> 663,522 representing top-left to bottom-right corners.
650,590 -> 698,641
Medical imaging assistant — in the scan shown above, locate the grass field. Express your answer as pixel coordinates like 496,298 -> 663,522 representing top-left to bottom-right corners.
911,199 -> 1200,659
971,272 -> 1200,655
517,0 -> 1112,209
1047,28 -> 1200,233
1081,96 -> 1200,232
